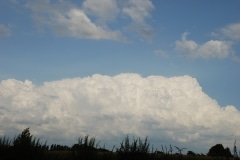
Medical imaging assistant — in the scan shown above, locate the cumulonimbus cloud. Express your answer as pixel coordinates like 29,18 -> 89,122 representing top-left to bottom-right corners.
0,73 -> 239,152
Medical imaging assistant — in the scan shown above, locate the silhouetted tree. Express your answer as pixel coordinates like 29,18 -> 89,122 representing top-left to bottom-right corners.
0,136 -> 12,159
225,147 -> 232,157
207,144 -> 232,158
234,140 -> 239,159
187,150 -> 196,156
12,128 -> 45,160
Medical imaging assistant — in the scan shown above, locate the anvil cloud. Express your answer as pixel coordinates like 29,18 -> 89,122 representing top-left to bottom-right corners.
0,73 -> 239,153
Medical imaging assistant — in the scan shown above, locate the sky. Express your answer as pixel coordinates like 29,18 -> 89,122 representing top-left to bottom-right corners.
1,0 -> 240,154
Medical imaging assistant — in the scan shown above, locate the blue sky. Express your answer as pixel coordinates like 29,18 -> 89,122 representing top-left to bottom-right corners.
1,0 -> 240,153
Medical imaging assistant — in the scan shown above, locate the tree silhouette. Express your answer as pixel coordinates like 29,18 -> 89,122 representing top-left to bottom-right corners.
12,128 -> 45,160
234,140 -> 239,159
187,150 -> 196,156
207,144 -> 232,158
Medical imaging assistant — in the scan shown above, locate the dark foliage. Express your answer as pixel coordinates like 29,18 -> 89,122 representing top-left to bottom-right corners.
71,135 -> 99,160
0,136 -> 12,160
50,144 -> 71,151
187,150 -> 196,156
0,128 -> 47,160
207,144 -> 232,158
116,135 -> 151,160
1,128 -> 239,160
13,128 -> 47,160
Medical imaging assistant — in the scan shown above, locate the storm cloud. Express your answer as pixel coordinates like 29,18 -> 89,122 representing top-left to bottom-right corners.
0,73 -> 239,152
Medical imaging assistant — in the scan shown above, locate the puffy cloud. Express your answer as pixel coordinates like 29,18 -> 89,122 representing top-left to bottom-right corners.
55,8 -> 123,40
213,22 -> 240,41
0,24 -> 11,37
83,0 -> 119,24
0,73 -> 239,152
25,0 -> 123,40
122,0 -> 155,40
24,0 -> 155,41
175,32 -> 233,59
122,0 -> 154,24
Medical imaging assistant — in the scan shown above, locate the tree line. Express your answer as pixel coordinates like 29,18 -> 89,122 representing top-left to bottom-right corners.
0,128 -> 238,160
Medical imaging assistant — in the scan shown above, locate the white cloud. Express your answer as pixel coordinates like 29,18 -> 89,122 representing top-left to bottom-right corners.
0,73 -> 240,152
0,24 -> 11,37
24,0 -> 155,41
175,32 -> 233,59
56,8 -> 123,40
83,0 -> 119,24
214,22 -> 240,41
122,0 -> 154,40
25,0 -> 123,40
122,0 -> 153,24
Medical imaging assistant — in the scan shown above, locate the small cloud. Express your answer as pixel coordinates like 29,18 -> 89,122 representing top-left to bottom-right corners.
0,24 -> 11,37
213,22 -> 240,41
122,0 -> 155,41
154,49 -> 169,58
175,32 -> 233,60
122,0 -> 154,24
83,0 -> 119,24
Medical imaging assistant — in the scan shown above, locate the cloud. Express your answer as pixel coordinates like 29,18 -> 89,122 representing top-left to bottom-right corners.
122,0 -> 154,24
24,0 -> 155,41
25,0 -> 123,40
9,0 -> 18,4
213,22 -> 240,41
83,0 -> 119,24
0,73 -> 239,152
154,49 -> 169,58
175,32 -> 233,59
0,24 -> 11,37
122,0 -> 155,40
